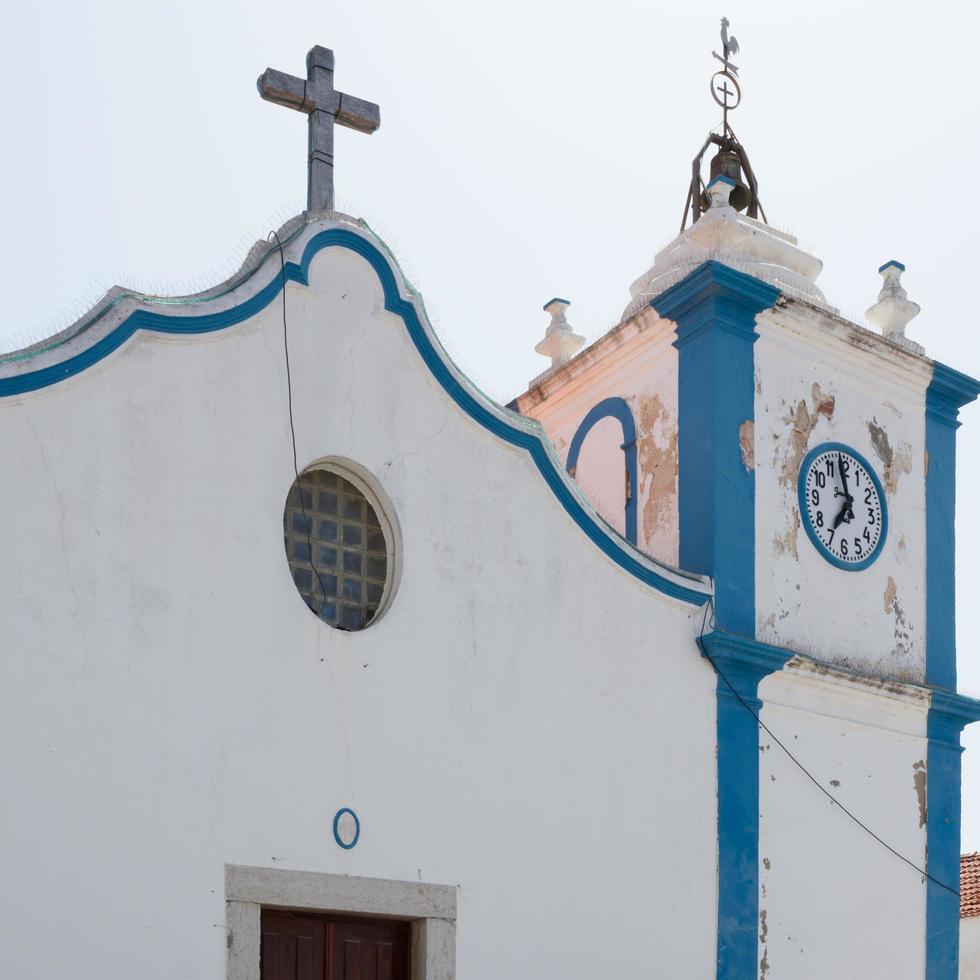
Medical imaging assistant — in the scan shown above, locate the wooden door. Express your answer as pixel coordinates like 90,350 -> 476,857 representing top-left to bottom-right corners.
261,910 -> 410,980
261,912 -> 326,980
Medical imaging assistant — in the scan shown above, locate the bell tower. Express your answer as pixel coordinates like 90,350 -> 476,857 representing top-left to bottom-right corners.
513,17 -> 980,979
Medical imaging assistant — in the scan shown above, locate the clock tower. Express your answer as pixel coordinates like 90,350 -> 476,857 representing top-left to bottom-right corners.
513,31 -> 980,979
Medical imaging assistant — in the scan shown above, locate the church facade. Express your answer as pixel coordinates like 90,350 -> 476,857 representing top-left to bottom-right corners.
2,38 -> 979,980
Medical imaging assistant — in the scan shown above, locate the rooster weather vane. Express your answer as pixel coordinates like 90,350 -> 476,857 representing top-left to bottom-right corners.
717,17 -> 739,70
681,16 -> 766,232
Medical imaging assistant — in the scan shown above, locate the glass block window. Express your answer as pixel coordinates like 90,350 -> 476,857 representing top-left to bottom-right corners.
283,467 -> 389,630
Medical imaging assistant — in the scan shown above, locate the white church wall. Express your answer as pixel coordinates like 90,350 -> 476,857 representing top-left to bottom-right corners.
962,916 -> 980,978
0,220 -> 717,980
517,309 -> 680,566
754,302 -> 930,680
758,663 -> 929,978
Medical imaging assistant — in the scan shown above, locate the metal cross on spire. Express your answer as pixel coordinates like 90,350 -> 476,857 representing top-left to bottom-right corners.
257,45 -> 381,213
680,16 -> 766,231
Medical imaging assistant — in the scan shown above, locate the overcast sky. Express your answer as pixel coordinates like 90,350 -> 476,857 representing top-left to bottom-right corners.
5,0 -> 980,857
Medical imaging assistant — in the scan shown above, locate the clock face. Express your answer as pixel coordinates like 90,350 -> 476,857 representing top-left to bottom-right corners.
798,443 -> 887,570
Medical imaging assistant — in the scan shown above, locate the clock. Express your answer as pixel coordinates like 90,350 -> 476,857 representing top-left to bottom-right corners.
798,442 -> 887,570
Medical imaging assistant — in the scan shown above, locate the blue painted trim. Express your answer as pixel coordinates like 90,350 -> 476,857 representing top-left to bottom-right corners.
708,174 -> 737,188
796,442 -> 888,572
655,261 -> 780,980
926,362 -> 980,430
333,807 -> 361,849
543,296 -> 570,310
0,227 -> 708,607
925,361 -> 980,979
925,363 -> 980,689
927,692 -> 980,979
698,630 -> 791,979
878,259 -> 906,273
657,260 -> 780,635
565,397 -> 639,545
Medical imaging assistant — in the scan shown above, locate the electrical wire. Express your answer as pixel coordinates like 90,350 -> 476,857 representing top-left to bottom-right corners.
270,231 -> 333,614
697,600 -> 959,898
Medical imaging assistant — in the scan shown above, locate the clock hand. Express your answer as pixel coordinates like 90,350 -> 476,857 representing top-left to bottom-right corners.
837,452 -> 855,524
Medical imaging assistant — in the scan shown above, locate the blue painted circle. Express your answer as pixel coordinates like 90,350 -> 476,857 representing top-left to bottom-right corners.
797,442 -> 888,572
332,807 -> 360,849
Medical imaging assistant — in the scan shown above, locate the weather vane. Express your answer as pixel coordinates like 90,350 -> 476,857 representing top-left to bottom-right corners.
710,16 -> 741,134
679,16 -> 766,232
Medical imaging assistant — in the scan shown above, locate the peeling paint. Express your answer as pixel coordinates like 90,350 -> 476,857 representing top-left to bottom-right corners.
867,418 -> 892,467
739,419 -> 755,471
867,417 -> 913,495
767,383 -> 833,565
772,509 -> 800,561
635,394 -> 678,548
830,779 -> 840,788
763,857 -> 771,870
888,443 -> 914,494
777,383 -> 835,491
759,909 -> 770,978
883,576 -> 897,613
913,760 -> 927,828
884,576 -> 911,660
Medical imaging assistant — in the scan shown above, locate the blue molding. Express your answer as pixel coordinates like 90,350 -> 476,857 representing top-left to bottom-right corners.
925,361 -> 980,979
796,442 -> 888,572
542,296 -> 570,310
926,362 -> 980,429
332,807 -> 361,849
879,259 -> 906,273
656,260 -> 780,635
698,630 -> 791,980
0,227 -> 708,607
565,397 -> 638,545
708,174 -> 737,189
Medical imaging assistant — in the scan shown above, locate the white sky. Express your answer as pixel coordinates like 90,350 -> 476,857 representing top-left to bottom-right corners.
5,0 -> 980,858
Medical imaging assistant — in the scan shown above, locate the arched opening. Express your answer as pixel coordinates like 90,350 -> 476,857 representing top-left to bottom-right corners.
566,397 -> 638,545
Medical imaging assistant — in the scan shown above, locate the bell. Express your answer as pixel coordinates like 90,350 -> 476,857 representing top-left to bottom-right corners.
699,149 -> 753,214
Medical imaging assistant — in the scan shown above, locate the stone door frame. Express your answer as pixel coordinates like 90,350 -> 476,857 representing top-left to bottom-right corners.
225,864 -> 456,980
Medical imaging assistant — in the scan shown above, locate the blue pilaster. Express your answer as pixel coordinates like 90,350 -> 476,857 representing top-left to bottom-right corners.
655,262 -> 781,978
925,363 -> 980,979
926,693 -> 980,979
655,260 -> 779,636
699,631 -> 791,979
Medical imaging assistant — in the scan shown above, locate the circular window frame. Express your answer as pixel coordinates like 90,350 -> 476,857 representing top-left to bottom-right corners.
284,457 -> 401,631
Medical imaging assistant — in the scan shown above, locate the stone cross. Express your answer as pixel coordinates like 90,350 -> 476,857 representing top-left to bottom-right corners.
257,45 -> 380,213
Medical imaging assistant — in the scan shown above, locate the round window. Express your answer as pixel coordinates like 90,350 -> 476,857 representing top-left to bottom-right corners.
283,465 -> 392,630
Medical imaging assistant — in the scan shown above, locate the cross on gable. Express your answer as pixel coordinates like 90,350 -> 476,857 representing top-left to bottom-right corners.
257,45 -> 381,213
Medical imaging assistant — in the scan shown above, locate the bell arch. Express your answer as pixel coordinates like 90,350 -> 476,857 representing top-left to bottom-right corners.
566,397 -> 638,546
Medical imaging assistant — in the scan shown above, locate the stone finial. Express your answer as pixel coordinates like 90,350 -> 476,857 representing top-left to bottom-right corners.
533,298 -> 586,376
866,260 -> 922,352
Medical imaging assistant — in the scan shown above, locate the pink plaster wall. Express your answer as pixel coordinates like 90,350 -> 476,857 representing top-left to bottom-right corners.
516,309 -> 680,567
